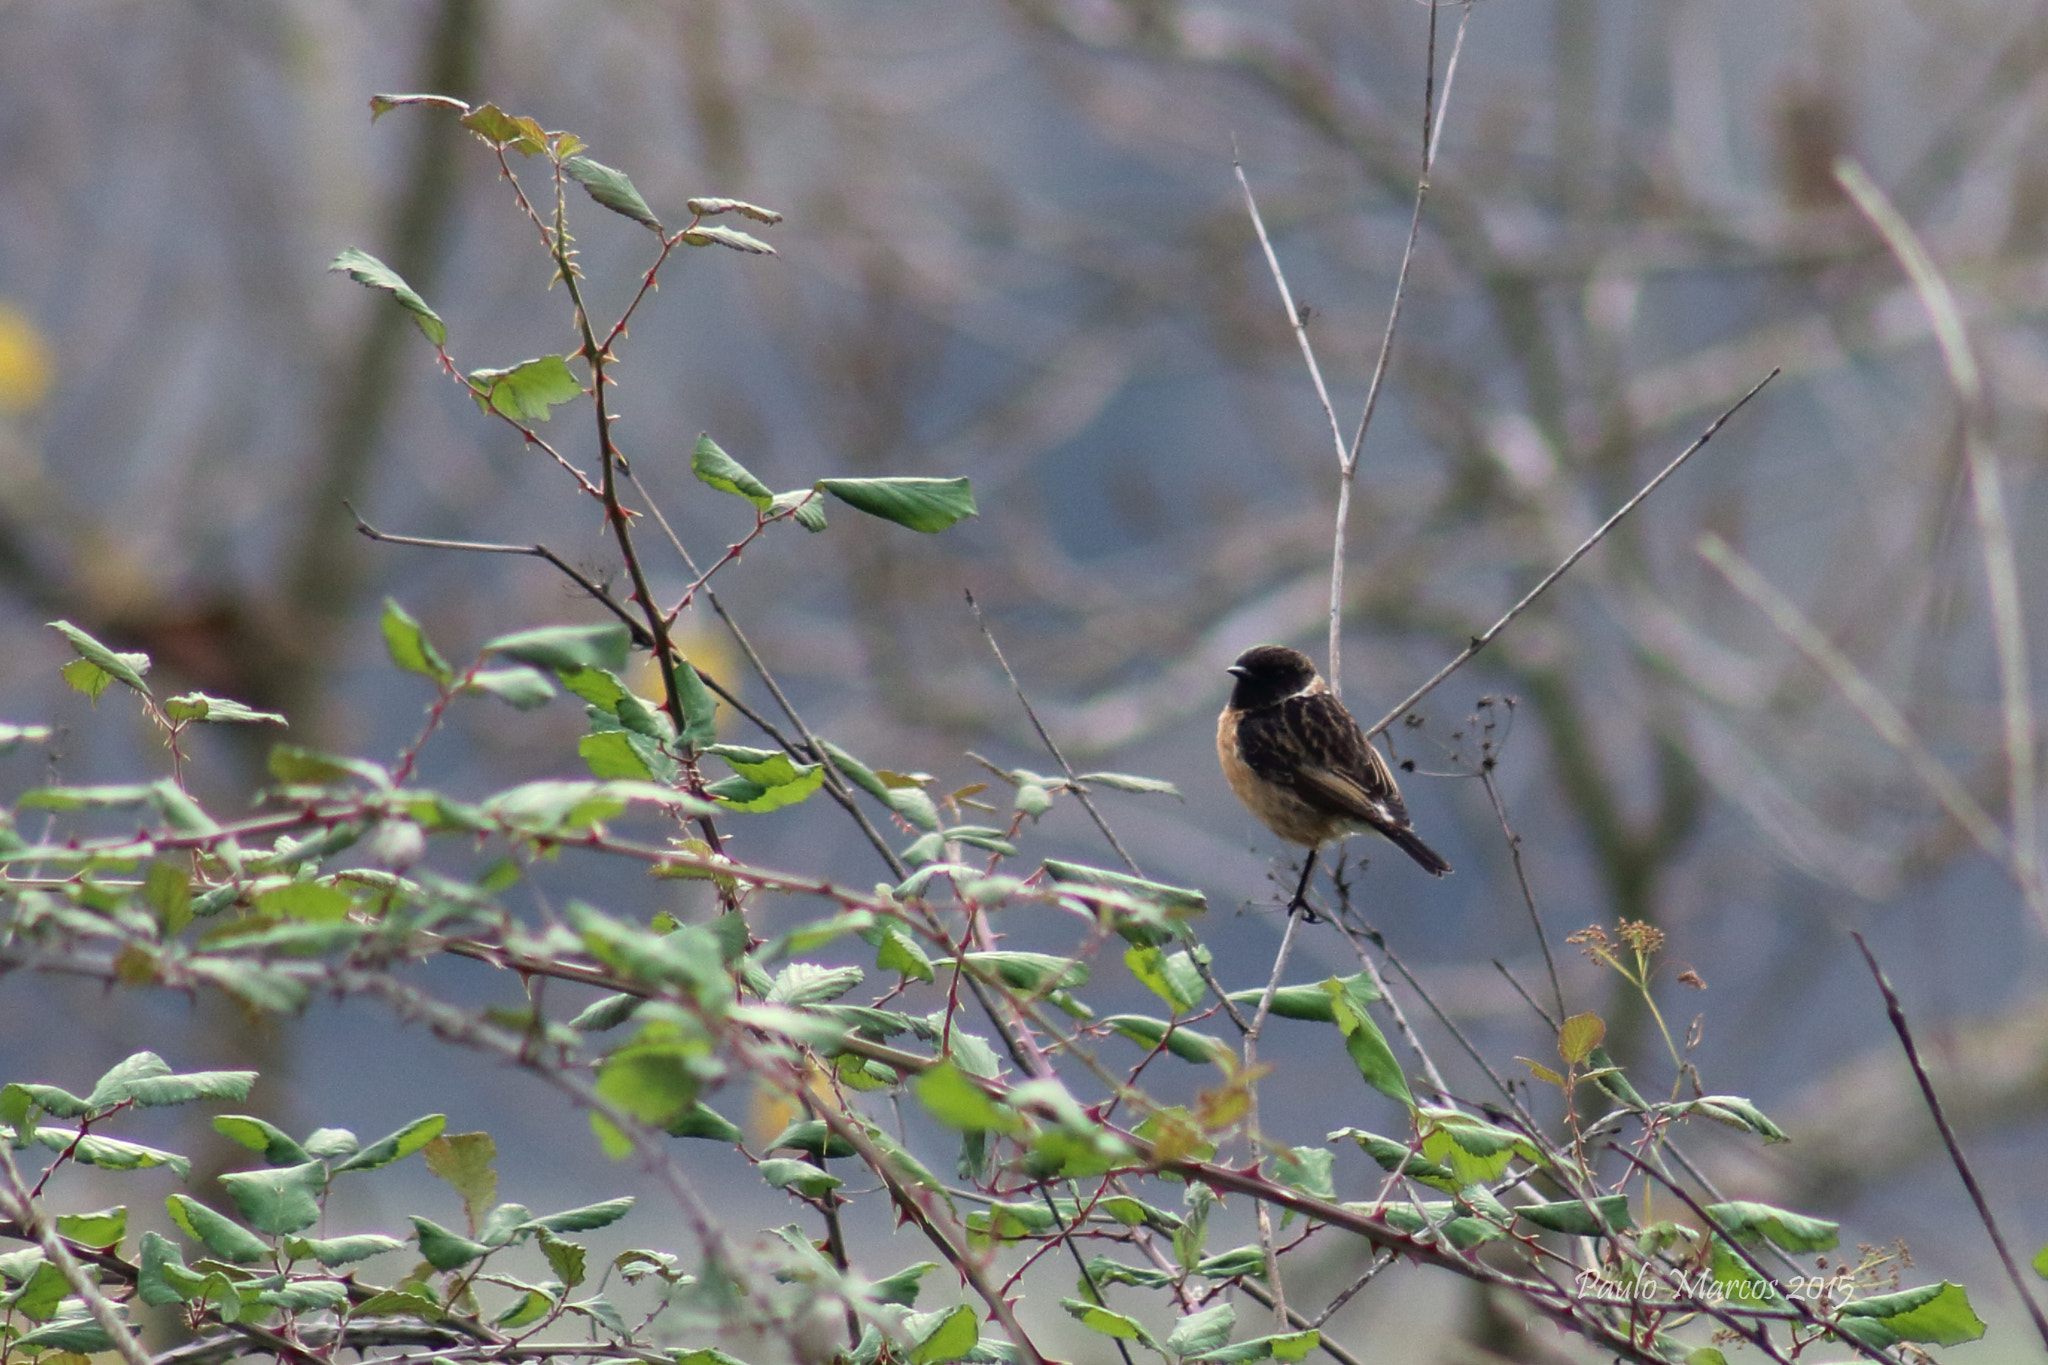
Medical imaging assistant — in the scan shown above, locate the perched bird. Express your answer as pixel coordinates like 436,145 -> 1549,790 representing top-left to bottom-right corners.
1218,644 -> 1450,910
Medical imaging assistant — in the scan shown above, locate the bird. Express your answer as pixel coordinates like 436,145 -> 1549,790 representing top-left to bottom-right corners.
1218,643 -> 1450,912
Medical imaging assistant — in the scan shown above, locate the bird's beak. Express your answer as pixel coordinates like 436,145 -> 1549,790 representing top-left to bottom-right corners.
1226,665 -> 1248,679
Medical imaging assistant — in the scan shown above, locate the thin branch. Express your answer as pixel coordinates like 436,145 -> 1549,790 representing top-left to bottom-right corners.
1480,764 -> 1566,1022
1370,369 -> 1777,736
1851,932 -> 2048,1353
1835,156 -> 2043,926
965,589 -> 1140,874
0,1144 -> 151,1365
1697,533 -> 2009,863
348,505 -> 656,648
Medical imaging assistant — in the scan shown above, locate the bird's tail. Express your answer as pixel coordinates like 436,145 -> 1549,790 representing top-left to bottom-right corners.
1387,827 -> 1452,877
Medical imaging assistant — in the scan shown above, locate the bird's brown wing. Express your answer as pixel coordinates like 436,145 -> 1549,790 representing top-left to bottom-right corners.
1238,692 -> 1411,828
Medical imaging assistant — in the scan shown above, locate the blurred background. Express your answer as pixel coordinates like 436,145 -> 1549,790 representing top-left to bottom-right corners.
3,0 -> 2047,1358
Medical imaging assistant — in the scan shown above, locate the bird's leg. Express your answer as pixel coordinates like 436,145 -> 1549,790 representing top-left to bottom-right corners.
1286,848 -> 1323,921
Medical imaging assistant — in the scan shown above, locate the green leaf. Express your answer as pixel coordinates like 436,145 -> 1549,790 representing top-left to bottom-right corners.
367,92 -> 471,120
1167,1302 -> 1236,1357
907,1304 -> 980,1364
915,1061 -> 1023,1135
1514,1195 -> 1632,1236
665,1101 -> 744,1143
939,951 -> 1089,993
579,730 -> 674,783
53,1206 -> 126,1249
1270,1147 -> 1335,1200
10,1258 -> 69,1321
815,477 -> 977,533
1558,1012 -> 1605,1066
162,693 -> 287,725
673,659 -> 719,753
1042,858 -> 1207,915
2,1081 -> 91,1122
468,354 -> 583,422
254,881 -> 353,922
138,1229 -> 198,1305
48,619 -> 151,698
87,1052 -> 256,1109
410,1215 -> 491,1271
1226,973 -> 1381,1023
706,745 -> 826,812
1417,1109 -> 1537,1187
284,1233 -> 404,1267
523,1197 -> 634,1234
1197,1330 -> 1321,1363
876,927 -> 935,983
1677,1095 -> 1788,1143
14,1315 -> 115,1353
1125,944 -> 1203,1014
1333,1123 -> 1468,1191
823,742 -> 942,830
333,1114 -> 447,1173
268,744 -> 391,789
423,1132 -> 497,1231
457,101 -> 547,153
1076,771 -> 1182,797
538,1229 -> 586,1292
330,247 -> 447,346
765,1119 -> 858,1160
484,623 -> 631,675
686,196 -> 784,224
771,488 -> 827,530
145,861 -> 192,937
766,962 -> 864,1006
462,666 -> 557,709
563,156 -> 661,231
1837,1281 -> 1986,1348
219,1160 -> 326,1235
691,434 -> 774,509
165,1192 -> 270,1264
1701,1201 -> 1838,1253
1101,1015 -> 1232,1065
1325,977 -> 1411,1107
1061,1299 -> 1159,1350
679,224 -> 776,255
756,1158 -> 843,1198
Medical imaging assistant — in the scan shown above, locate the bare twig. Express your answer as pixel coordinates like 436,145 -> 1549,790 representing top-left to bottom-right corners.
1481,765 -> 1566,1022
1851,932 -> 2048,1352
1835,156 -> 2043,928
1370,369 -> 1777,736
1697,533 -> 2008,862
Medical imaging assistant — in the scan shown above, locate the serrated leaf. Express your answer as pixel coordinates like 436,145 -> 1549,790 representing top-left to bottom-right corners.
459,102 -> 546,153
756,1158 -> 843,1199
219,1160 -> 325,1235
1558,1012 -> 1605,1066
673,659 -> 718,753
915,1061 -> 1023,1135
1514,1195 -> 1632,1236
564,156 -> 661,231
1702,1201 -> 1837,1252
1042,858 -> 1206,914
907,1303 -> 979,1364
369,92 -> 471,120
285,1233 -> 404,1267
410,1215 -> 491,1271
484,623 -> 631,675
166,1193 -> 270,1264
1101,1015 -> 1231,1064
463,666 -> 557,709
1326,977 -> 1411,1107
665,1101 -> 744,1143
686,197 -> 783,224
334,1114 -> 446,1173
53,1206 -> 126,1249
330,248 -> 446,345
48,620 -> 151,698
268,744 -> 391,789
771,488 -> 827,530
1125,944 -> 1203,1014
690,433 -> 774,509
679,224 -> 776,255
876,927 -> 935,982
423,1132 -> 497,1231
816,477 -> 976,533
163,693 -> 287,725
469,354 -> 583,422
1838,1281 -> 1985,1347
380,597 -> 451,686
1061,1299 -> 1159,1350
1076,771 -> 1182,798
1167,1302 -> 1236,1356
524,1197 -> 634,1234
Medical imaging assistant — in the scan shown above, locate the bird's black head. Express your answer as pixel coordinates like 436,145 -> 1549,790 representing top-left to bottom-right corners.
1226,644 -> 1319,711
